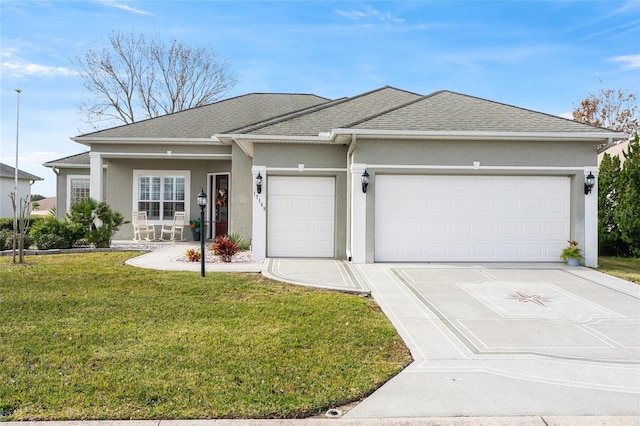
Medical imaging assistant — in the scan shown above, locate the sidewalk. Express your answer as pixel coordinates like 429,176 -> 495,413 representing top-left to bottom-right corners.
3,416 -> 638,425
116,241 -> 263,273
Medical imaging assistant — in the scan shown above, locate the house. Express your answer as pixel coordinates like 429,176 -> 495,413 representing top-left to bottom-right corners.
598,139 -> 630,164
31,197 -> 57,216
0,163 -> 43,218
44,87 -> 625,267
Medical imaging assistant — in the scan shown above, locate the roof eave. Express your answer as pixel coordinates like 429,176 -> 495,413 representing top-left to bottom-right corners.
71,136 -> 225,146
330,129 -> 627,141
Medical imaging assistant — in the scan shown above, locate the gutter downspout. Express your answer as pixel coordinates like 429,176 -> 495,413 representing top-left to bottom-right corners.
346,133 -> 357,261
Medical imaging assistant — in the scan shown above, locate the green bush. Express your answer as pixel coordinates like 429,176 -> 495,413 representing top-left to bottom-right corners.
0,228 -> 14,250
1,231 -> 34,251
226,232 -> 251,251
30,216 -> 85,250
66,199 -> 124,248
0,216 -> 45,234
599,133 -> 640,257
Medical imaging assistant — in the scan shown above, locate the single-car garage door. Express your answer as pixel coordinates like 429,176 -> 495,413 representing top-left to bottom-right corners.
268,176 -> 335,257
375,175 -> 570,262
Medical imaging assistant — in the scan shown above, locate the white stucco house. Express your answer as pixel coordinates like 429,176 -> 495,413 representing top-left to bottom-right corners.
0,163 -> 43,218
45,87 -> 625,266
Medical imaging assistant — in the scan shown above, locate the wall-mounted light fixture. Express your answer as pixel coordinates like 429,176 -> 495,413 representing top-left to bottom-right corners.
256,172 -> 263,194
584,172 -> 595,195
361,170 -> 369,193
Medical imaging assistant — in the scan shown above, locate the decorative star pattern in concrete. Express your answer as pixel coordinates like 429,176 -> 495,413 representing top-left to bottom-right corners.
508,290 -> 553,307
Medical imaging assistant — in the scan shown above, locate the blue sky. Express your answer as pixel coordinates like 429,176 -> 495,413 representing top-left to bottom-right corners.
1,0 -> 639,197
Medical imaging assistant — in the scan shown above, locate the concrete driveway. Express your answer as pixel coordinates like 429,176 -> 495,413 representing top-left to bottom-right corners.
264,260 -> 640,418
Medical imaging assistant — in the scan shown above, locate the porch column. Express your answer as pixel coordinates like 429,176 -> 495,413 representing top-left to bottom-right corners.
350,163 -> 367,263
89,151 -> 102,202
584,168 -> 599,267
251,166 -> 267,261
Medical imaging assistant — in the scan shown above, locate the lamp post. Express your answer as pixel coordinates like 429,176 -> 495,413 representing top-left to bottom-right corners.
197,190 -> 207,277
12,88 -> 22,263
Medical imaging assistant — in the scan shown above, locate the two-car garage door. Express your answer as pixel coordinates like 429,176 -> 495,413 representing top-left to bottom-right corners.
375,175 -> 570,262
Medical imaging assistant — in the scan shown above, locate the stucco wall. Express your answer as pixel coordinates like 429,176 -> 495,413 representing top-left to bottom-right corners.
229,143 -> 253,243
0,177 -> 32,218
353,139 -> 598,167
253,143 -> 349,259
52,168 -> 96,218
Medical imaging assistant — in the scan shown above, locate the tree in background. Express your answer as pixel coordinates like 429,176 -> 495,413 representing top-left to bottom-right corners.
615,133 -> 640,256
597,152 -> 626,255
572,85 -> 638,151
72,30 -> 238,129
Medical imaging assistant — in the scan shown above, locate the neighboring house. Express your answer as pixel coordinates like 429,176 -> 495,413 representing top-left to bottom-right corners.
31,197 -> 57,216
598,140 -> 630,165
0,163 -> 43,218
44,87 -> 624,267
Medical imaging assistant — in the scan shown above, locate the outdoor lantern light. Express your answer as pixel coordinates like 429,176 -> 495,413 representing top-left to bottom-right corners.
584,172 -> 595,195
197,190 -> 207,277
361,170 -> 369,193
256,172 -> 263,194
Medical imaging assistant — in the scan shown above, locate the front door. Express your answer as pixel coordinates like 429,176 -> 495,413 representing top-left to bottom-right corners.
214,174 -> 229,237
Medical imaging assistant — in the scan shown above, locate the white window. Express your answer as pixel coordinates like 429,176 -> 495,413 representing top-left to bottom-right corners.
67,175 -> 90,209
133,170 -> 190,221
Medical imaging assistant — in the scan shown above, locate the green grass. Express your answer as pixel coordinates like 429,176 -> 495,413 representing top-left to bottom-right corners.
597,256 -> 640,284
0,253 -> 411,420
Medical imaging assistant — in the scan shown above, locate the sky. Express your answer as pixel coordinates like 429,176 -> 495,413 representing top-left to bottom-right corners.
1,0 -> 639,197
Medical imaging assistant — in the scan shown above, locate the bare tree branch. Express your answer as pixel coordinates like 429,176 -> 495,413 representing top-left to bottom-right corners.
72,30 -> 238,129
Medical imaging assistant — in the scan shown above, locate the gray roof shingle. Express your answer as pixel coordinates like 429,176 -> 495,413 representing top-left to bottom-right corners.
77,93 -> 330,139
349,90 -> 616,133
0,163 -> 43,180
43,152 -> 91,167
239,86 -> 423,136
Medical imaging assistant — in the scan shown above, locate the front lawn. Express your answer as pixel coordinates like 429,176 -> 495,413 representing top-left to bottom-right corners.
597,256 -> 640,284
0,253 -> 411,420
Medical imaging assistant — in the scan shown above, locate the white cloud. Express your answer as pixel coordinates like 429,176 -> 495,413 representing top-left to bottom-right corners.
611,54 -> 640,69
1,152 -> 62,167
98,0 -> 152,15
335,6 -> 404,23
1,61 -> 77,78
559,112 -> 574,120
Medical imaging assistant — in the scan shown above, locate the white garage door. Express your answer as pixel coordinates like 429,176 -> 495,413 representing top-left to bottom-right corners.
268,176 -> 335,257
375,175 -> 570,262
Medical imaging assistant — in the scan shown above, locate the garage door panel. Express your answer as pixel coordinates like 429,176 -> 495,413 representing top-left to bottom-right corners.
375,175 -> 570,262
267,176 -> 335,258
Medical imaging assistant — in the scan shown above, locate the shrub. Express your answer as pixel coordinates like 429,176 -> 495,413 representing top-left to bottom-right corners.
30,216 -> 85,249
66,199 -> 125,248
211,236 -> 239,262
185,248 -> 201,262
0,228 -> 13,250
226,232 -> 251,251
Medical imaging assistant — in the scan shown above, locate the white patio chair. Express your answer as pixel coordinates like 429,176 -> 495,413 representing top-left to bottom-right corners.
132,211 -> 156,241
160,211 -> 186,241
